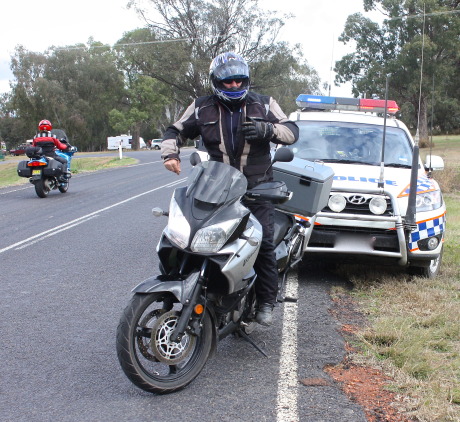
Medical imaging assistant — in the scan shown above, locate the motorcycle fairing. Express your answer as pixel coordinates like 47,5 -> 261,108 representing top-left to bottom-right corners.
187,160 -> 247,206
132,271 -> 200,304
166,161 -> 251,251
219,214 -> 263,292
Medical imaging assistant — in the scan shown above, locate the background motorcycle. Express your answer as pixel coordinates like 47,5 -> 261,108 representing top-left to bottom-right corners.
116,148 -> 318,394
17,145 -> 77,198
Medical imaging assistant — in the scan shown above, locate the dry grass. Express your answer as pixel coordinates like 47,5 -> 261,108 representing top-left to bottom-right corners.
421,135 -> 460,193
350,274 -> 460,420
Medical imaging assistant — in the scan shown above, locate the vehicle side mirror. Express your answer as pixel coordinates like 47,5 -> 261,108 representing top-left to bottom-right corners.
424,154 -> 444,171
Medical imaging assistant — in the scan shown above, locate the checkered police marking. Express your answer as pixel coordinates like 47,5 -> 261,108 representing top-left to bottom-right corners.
399,176 -> 436,197
410,213 -> 446,251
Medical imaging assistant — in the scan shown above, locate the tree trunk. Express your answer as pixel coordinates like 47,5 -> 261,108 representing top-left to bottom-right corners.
131,123 -> 141,150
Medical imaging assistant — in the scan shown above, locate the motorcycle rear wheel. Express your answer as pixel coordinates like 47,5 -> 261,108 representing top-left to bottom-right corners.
34,179 -> 50,198
116,292 -> 213,394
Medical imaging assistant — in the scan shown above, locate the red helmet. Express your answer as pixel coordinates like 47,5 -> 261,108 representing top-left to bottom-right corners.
38,119 -> 52,131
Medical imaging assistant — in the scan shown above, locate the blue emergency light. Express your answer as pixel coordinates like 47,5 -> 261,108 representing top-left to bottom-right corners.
296,95 -> 399,114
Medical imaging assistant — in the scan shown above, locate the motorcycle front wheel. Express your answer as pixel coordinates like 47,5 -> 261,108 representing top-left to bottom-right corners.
34,179 -> 50,198
58,181 -> 69,193
116,292 -> 213,394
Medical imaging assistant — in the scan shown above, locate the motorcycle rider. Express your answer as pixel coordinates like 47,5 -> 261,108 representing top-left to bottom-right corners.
161,51 -> 299,326
32,120 -> 72,179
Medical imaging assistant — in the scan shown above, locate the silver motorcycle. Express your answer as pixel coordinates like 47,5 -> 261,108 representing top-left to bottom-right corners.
116,148 -> 311,394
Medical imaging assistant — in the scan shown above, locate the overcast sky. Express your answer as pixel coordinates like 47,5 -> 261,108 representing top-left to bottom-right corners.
0,0 -> 382,97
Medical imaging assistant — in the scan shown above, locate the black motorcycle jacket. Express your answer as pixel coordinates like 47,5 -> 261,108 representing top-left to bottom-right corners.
161,92 -> 299,188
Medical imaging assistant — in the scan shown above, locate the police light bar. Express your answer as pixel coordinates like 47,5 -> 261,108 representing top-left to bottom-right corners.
296,95 -> 399,115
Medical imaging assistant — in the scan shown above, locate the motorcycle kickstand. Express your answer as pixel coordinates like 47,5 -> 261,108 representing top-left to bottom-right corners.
236,328 -> 269,358
277,272 -> 298,304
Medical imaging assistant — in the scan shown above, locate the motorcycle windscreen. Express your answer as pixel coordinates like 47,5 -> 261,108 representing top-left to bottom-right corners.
188,161 -> 247,205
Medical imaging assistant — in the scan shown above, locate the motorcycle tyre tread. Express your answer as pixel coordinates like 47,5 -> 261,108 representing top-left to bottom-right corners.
34,179 -> 49,198
116,292 -> 213,394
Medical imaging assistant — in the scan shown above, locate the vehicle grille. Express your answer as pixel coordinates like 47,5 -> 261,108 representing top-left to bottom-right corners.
322,194 -> 394,216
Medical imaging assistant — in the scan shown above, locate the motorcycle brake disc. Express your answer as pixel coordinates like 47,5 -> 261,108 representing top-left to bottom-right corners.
150,310 -> 196,364
137,310 -> 164,361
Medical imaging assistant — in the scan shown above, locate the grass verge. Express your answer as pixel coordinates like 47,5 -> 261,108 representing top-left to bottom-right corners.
0,155 -> 137,188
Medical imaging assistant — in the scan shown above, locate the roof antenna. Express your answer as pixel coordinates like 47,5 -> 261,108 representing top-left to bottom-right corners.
328,34 -> 335,96
378,75 -> 390,189
428,73 -> 435,178
405,3 -> 426,230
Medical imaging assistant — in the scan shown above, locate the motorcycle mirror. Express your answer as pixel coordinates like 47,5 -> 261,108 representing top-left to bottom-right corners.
152,207 -> 167,217
240,234 -> 260,247
273,147 -> 294,163
256,147 -> 294,184
190,152 -> 202,166
247,237 -> 259,247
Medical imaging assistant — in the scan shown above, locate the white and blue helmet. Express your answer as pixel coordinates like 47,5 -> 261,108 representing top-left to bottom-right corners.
209,52 -> 250,103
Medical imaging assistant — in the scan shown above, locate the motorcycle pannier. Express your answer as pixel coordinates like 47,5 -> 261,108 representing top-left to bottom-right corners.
43,159 -> 64,176
17,161 -> 32,177
273,157 -> 334,217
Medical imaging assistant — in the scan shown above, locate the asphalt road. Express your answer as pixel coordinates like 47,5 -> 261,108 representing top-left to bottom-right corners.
0,150 -> 367,422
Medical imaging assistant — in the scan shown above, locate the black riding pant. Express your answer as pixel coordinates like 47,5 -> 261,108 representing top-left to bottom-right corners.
47,154 -> 68,171
243,199 -> 278,305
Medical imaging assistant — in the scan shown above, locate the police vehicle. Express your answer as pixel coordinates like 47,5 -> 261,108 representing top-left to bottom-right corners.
284,94 -> 446,278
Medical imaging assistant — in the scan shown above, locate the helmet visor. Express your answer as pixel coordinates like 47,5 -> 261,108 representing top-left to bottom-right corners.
213,61 -> 249,82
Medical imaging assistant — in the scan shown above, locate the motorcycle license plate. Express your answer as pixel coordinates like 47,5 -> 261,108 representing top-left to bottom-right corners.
32,170 -> 42,175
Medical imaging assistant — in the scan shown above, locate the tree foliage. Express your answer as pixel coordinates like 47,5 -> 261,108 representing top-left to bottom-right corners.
335,0 -> 460,144
123,0 -> 320,113
5,42 -> 127,150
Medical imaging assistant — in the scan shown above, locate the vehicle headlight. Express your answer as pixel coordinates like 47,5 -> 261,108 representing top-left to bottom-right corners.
328,194 -> 347,212
416,189 -> 442,212
369,196 -> 387,215
191,218 -> 242,253
165,197 -> 190,249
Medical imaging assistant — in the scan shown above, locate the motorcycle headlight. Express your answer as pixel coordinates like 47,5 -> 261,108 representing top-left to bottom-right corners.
165,197 -> 190,249
191,218 -> 242,253
416,189 -> 442,212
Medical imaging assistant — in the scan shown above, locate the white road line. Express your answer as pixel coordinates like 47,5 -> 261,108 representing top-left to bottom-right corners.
276,274 -> 299,422
0,185 -> 31,195
14,215 -> 99,250
0,178 -> 185,254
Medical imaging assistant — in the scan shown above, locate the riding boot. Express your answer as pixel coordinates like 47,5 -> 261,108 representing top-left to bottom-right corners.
255,303 -> 275,326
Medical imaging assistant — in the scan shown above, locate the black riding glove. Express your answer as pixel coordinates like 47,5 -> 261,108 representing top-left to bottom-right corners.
241,119 -> 274,142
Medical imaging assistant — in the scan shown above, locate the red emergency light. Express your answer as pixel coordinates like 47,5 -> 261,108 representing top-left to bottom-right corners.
296,95 -> 399,115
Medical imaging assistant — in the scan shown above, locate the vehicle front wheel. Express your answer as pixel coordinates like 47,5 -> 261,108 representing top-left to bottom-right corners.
116,292 -> 213,394
408,245 -> 443,279
58,181 -> 69,193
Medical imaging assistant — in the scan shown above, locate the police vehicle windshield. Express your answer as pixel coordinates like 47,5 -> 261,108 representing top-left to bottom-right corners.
289,121 -> 413,167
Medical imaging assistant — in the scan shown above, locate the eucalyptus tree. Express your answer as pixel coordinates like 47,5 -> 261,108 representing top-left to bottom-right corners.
108,73 -> 170,149
120,0 -> 319,122
8,41 -> 126,150
335,0 -> 460,144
